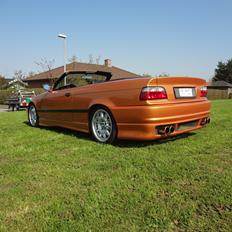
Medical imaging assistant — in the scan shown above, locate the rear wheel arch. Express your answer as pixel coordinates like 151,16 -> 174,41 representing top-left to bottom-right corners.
88,104 -> 118,144
89,104 -> 107,114
88,104 -> 115,120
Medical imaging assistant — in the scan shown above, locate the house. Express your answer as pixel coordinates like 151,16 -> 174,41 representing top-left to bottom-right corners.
5,78 -> 28,90
5,78 -> 13,84
207,80 -> 232,99
24,59 -> 141,88
207,80 -> 232,89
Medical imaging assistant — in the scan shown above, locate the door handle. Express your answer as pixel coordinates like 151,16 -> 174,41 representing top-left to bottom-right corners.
65,93 -> 71,97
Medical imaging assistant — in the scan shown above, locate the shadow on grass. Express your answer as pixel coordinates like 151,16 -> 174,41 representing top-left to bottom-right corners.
24,121 -> 195,148
116,133 -> 195,148
24,121 -> 90,140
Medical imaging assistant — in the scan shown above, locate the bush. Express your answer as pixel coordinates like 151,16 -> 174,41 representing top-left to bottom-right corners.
0,90 -> 13,104
27,88 -> 45,95
0,88 -> 45,104
229,92 -> 232,99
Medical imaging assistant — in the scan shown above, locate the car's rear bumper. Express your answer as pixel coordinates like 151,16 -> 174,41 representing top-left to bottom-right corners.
111,100 -> 211,140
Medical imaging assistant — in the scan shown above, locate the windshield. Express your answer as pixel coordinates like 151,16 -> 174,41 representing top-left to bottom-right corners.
54,72 -> 109,91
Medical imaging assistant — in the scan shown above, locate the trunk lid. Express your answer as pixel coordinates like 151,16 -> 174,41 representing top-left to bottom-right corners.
147,76 -> 207,103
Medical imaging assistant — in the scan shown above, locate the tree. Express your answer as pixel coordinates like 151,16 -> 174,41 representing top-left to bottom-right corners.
158,72 -> 169,77
96,56 -> 101,65
0,74 -> 7,89
213,59 -> 232,84
28,71 -> 35,78
142,73 -> 169,77
8,70 -> 28,90
87,54 -> 101,64
35,57 -> 55,77
13,70 -> 25,80
88,54 -> 94,64
142,73 -> 153,77
35,57 -> 56,86
68,55 -> 78,63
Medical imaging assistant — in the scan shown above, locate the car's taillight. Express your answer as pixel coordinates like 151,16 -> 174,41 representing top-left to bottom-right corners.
140,86 -> 167,100
200,86 -> 207,97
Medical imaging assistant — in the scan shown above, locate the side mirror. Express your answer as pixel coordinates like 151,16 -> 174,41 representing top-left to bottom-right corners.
43,84 -> 51,92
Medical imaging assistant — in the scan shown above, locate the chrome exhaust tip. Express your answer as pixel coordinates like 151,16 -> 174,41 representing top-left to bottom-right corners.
157,125 -> 175,135
164,126 -> 170,134
169,125 -> 175,133
200,118 -> 207,126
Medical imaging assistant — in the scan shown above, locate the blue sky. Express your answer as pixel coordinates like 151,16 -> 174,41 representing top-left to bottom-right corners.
1,0 -> 232,79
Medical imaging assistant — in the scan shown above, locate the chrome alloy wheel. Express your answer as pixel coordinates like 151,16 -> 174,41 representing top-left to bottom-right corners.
91,109 -> 113,142
29,105 -> 37,126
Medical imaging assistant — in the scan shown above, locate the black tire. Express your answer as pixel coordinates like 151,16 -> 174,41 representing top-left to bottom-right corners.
28,104 -> 39,127
89,106 -> 117,144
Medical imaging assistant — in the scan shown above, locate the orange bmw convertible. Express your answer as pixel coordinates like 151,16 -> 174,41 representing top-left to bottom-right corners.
28,71 -> 211,143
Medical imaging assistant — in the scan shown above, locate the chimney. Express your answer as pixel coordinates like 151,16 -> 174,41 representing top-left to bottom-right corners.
104,59 -> 112,67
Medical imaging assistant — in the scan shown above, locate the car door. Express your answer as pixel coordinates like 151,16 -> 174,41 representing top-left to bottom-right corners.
39,73 -> 75,125
39,72 -> 108,129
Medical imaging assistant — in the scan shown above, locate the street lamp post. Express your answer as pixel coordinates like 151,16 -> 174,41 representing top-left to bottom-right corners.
58,33 -> 67,85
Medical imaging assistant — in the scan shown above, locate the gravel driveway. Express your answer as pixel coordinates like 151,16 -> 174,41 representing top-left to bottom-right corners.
0,105 -> 27,112
0,105 -> 9,112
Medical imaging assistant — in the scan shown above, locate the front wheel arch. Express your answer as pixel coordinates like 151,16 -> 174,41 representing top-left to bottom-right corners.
28,103 -> 39,127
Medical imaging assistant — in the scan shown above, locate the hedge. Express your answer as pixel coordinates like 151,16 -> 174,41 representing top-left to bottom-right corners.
0,88 -> 44,104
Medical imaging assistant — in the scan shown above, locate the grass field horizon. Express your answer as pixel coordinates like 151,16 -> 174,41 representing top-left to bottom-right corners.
0,100 -> 231,231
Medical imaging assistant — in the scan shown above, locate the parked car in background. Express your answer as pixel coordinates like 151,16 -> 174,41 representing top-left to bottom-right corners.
6,90 -> 35,111
28,71 -> 211,144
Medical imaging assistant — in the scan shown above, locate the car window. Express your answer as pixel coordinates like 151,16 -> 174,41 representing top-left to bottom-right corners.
54,73 -> 107,90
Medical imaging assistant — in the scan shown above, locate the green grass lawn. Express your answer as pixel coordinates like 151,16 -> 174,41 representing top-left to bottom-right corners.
0,100 -> 232,231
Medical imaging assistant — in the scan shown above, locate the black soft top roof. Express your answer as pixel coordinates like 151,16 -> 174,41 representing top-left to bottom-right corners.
64,71 -> 112,80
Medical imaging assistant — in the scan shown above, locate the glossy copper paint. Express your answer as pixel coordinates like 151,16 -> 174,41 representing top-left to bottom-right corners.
31,76 -> 211,140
